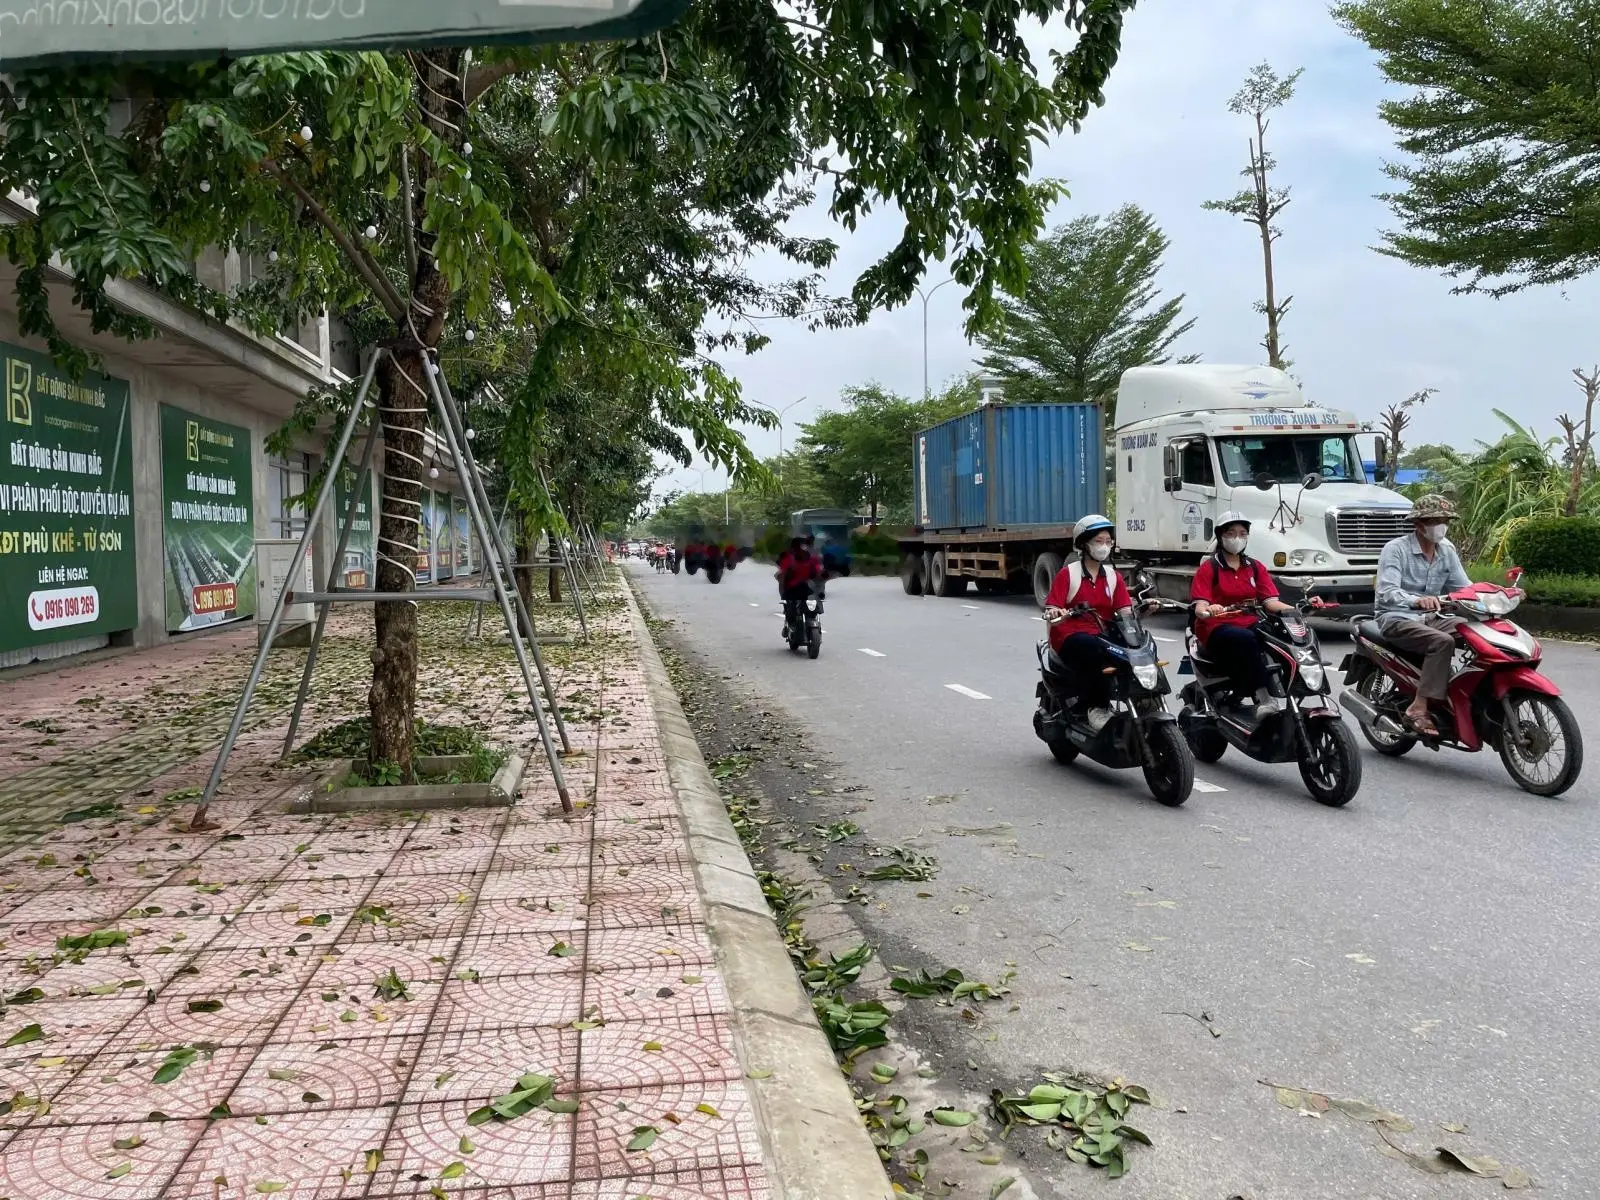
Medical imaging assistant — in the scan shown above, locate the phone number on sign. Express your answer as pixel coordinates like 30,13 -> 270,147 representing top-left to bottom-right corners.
26,585 -> 101,631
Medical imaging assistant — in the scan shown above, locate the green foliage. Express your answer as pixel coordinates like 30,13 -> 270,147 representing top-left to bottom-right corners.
1507,517 -> 1600,577
799,380 -> 971,522
1470,563 -> 1600,608
978,205 -> 1196,416
298,717 -> 494,762
991,1079 -> 1152,1177
851,530 -> 901,559
1335,0 -> 1600,295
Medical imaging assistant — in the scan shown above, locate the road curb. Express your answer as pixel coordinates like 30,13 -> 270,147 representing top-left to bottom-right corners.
622,579 -> 894,1200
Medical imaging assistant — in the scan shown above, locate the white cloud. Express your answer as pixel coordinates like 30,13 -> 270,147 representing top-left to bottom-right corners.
673,0 -> 1599,495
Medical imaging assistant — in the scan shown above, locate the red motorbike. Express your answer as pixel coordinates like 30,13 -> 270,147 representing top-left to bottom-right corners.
1338,571 -> 1582,796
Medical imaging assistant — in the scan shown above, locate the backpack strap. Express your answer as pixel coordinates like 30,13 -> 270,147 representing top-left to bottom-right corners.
1064,559 -> 1119,608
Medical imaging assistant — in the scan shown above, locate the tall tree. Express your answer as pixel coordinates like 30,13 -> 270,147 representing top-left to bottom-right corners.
0,0 -> 1137,781
1376,387 -> 1435,483
1559,367 -> 1600,517
978,205 -> 1196,417
1203,62 -> 1303,369
1334,0 -> 1600,295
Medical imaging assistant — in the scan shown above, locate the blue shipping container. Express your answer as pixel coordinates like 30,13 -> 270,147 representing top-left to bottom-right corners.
913,403 -> 1104,532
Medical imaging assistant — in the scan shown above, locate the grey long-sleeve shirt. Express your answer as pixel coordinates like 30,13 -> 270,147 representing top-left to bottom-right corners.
1375,532 -> 1472,629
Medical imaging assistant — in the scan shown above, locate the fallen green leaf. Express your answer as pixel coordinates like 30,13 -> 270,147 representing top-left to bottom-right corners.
3,1023 -> 44,1048
626,1125 -> 659,1152
929,1108 -> 975,1127
153,1046 -> 198,1085
439,1162 -> 465,1180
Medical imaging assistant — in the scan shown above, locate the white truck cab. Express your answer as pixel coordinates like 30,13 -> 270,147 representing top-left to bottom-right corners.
1114,364 -> 1414,610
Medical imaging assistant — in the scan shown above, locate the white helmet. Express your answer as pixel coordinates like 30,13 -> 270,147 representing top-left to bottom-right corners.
1215,512 -> 1251,536
1072,514 -> 1115,547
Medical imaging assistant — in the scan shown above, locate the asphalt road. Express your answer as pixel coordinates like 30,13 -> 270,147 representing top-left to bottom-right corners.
631,560 -> 1600,1199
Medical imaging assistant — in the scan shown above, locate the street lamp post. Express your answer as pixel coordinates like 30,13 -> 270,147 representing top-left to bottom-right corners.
915,278 -> 956,401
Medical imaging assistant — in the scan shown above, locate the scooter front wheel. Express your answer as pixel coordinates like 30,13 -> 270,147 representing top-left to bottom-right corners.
1180,706 -> 1228,764
1142,722 -> 1193,807
1299,717 -> 1362,807
1498,691 -> 1583,797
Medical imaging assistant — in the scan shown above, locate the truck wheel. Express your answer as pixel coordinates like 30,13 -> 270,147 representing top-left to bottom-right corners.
1032,552 -> 1064,608
899,552 -> 924,595
931,551 -> 967,597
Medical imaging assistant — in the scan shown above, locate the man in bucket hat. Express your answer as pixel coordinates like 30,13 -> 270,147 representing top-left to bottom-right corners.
1374,494 -> 1472,737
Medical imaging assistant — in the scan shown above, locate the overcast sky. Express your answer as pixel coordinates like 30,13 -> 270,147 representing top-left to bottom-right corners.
661,0 -> 1600,496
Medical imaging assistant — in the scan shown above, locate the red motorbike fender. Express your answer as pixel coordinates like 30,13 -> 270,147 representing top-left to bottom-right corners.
1491,668 -> 1560,700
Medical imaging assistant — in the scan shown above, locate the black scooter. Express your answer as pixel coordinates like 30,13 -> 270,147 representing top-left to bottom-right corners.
1032,598 -> 1193,807
1176,598 -> 1361,806
783,579 -> 823,660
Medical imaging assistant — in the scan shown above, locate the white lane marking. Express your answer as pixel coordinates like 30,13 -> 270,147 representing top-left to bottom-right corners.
962,604 -> 981,610
945,684 -> 992,700
749,602 -> 760,607
859,648 -> 886,657
1155,636 -> 1180,644
1193,780 -> 1228,794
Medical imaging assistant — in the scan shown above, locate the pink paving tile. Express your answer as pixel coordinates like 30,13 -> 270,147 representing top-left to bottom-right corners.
584,889 -> 702,932
571,1083 -> 763,1182
206,906 -> 356,951
582,968 -> 730,1026
27,945 -> 192,1000
1,887 -> 151,925
498,816 -> 594,847
305,937 -> 463,991
376,1100 -> 574,1191
370,1186 -> 568,1200
588,861 -> 697,895
133,882 -> 263,918
570,1167 -> 772,1200
246,873 -> 376,912
236,815 -> 335,837
464,897 -> 589,939
583,928 -> 712,975
269,981 -> 440,1045
160,946 -> 322,996
401,1025 -> 579,1106
112,985 -> 297,1050
575,1016 -> 741,1094
0,997 -> 144,1054
451,931 -> 587,979
49,1043 -> 255,1123
387,845 -> 497,876
478,868 -> 589,903
275,848 -> 396,880
429,975 -> 586,1035
492,841 -> 592,871
590,841 -> 688,871
169,1107 -> 396,1200
178,854 -> 290,882
306,825 -> 415,852
0,1117 -> 206,1200
228,1033 -> 423,1115
197,832 -> 316,862
402,822 -> 505,849
0,919 -> 103,956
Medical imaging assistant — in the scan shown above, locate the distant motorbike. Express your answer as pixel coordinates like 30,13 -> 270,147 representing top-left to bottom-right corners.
1178,595 -> 1361,806
704,546 -> 725,584
783,578 -> 824,659
1032,596 -> 1193,806
1339,572 -> 1582,796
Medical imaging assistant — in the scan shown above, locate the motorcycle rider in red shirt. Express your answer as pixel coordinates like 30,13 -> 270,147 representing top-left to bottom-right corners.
1190,512 -> 1296,714
1041,515 -> 1142,732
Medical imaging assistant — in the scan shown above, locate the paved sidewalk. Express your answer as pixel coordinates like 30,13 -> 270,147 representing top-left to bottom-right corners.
0,579 -> 776,1199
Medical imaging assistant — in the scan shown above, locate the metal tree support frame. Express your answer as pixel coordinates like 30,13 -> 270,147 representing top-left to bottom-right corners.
189,347 -> 573,830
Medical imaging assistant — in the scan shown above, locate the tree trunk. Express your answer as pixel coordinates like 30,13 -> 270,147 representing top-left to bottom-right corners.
515,520 -> 538,641
369,348 -> 431,778
367,47 -> 465,779
548,550 -> 563,603
1566,460 -> 1584,518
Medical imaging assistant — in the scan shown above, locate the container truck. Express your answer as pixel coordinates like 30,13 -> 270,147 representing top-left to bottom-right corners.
896,364 -> 1414,611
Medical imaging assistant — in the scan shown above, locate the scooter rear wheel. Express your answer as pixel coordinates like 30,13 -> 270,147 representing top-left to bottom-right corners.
1355,670 -> 1417,757
1298,718 -> 1362,807
1142,723 -> 1193,807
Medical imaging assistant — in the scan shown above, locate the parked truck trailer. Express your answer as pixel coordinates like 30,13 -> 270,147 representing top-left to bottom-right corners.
897,365 -> 1415,611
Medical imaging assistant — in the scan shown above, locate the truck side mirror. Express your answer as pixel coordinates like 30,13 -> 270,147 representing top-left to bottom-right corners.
1162,445 -> 1179,493
1372,435 -> 1389,482
1253,472 -> 1275,492
1302,473 -> 1322,491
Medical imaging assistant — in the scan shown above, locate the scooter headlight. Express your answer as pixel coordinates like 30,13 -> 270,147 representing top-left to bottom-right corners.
1296,648 -> 1324,690
1132,662 -> 1160,690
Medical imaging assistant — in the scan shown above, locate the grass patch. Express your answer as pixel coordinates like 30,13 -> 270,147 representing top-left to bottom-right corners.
305,716 -> 507,786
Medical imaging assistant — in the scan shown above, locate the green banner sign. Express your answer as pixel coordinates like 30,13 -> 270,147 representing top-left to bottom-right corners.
0,343 -> 136,653
161,403 -> 255,632
0,0 -> 689,69
335,467 -> 373,589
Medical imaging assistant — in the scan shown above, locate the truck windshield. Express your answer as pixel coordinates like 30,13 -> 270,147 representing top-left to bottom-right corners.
1216,435 -> 1365,486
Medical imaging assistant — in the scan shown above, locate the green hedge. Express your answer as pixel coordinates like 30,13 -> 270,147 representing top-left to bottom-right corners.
850,530 -> 900,558
1470,562 -> 1600,608
1506,516 -> 1600,577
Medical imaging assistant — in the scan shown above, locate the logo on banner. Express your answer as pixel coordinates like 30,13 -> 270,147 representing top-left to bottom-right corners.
6,359 -> 32,426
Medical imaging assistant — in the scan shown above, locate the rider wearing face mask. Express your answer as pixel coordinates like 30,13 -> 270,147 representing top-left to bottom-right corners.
1374,494 -> 1471,736
1190,513 -> 1296,714
1041,515 -> 1137,732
